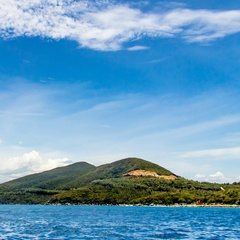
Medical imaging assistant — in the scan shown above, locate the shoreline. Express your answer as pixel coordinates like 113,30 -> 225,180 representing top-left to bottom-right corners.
169,204 -> 240,208
118,203 -> 240,208
1,203 -> 240,208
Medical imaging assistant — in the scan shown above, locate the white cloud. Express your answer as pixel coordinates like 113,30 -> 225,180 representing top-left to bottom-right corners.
0,1 -> 240,50
195,173 -> 206,179
143,58 -> 167,64
195,171 -> 234,183
209,171 -> 225,180
180,147 -> 240,160
127,45 -> 149,51
0,151 -> 71,183
236,176 -> 240,182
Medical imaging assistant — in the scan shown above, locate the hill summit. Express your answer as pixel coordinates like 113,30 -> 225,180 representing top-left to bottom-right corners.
0,157 -> 176,191
0,157 -> 239,205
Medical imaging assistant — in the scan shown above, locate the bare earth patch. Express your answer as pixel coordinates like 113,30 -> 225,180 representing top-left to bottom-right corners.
123,170 -> 177,180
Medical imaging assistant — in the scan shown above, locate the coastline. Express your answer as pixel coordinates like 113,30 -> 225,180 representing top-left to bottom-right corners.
0,203 -> 240,208
170,204 -> 240,208
43,203 -> 240,208
117,203 -> 240,208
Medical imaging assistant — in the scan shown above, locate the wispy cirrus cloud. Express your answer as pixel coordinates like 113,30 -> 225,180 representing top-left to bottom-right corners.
180,147 -> 240,160
0,0 -> 240,50
127,45 -> 149,51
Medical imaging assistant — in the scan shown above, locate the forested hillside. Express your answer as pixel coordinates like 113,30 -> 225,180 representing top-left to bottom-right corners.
0,158 -> 239,205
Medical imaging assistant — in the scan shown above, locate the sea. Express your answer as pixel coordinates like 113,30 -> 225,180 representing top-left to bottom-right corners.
0,205 -> 239,239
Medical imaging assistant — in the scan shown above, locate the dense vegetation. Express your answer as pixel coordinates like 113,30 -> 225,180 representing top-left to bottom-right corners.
0,162 -> 96,191
49,177 -> 240,205
0,158 -> 239,205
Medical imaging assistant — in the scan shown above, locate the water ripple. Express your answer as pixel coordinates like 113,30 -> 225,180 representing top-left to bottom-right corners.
0,205 -> 239,239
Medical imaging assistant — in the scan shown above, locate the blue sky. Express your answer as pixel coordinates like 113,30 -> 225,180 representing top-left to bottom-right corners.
0,0 -> 240,183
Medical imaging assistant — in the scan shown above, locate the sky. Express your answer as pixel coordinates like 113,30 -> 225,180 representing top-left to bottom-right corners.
0,0 -> 240,183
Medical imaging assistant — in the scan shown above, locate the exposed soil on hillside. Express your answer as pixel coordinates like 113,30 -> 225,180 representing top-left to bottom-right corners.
123,170 -> 177,180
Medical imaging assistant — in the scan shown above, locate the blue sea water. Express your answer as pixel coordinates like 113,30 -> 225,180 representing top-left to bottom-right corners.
0,205 -> 239,239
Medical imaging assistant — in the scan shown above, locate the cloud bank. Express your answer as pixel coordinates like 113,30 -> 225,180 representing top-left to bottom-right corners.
195,171 -> 239,183
0,151 -> 71,183
1,0 -> 240,50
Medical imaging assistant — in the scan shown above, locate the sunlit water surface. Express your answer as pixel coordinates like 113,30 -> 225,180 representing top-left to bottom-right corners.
0,205 -> 239,239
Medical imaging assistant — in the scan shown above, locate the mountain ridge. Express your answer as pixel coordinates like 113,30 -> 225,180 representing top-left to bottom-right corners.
0,157 -> 239,205
0,157 -> 176,191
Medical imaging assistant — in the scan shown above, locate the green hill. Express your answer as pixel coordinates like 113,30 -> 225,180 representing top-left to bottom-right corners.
0,157 -> 174,191
61,157 -> 175,189
0,157 -> 239,205
0,162 -> 95,191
